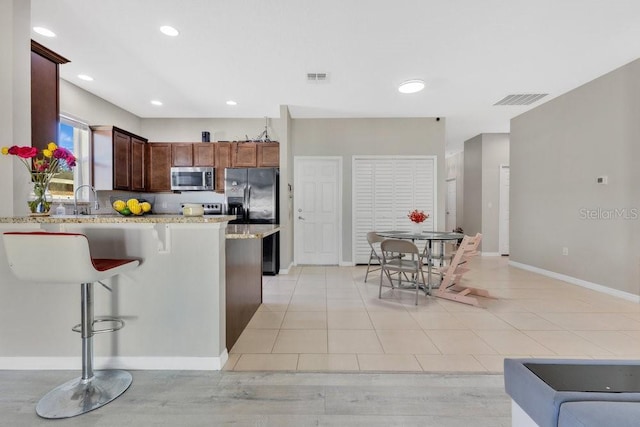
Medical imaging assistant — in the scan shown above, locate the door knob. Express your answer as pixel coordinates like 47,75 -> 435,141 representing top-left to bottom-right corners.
298,216 -> 305,220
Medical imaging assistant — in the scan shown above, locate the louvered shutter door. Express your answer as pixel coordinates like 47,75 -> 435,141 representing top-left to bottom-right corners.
353,161 -> 375,264
353,156 -> 437,264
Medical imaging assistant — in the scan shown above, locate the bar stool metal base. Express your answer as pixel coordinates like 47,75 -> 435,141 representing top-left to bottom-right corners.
36,370 -> 132,419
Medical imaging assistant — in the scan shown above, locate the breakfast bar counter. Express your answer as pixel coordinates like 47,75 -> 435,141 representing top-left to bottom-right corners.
0,214 -> 243,370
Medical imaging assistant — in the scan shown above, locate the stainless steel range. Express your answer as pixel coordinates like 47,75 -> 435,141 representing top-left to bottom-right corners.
179,202 -> 222,215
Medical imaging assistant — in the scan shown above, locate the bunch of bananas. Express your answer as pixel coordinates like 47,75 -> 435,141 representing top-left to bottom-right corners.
112,198 -> 152,216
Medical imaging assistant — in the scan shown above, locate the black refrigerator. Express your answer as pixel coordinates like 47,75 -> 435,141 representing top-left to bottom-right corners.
224,168 -> 280,275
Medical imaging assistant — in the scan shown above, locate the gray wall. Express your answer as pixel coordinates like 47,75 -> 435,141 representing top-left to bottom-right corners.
463,135 -> 482,240
481,134 -> 510,253
61,80 -> 141,133
291,118 -> 446,263
462,133 -> 509,253
511,58 -> 640,296
140,118 -> 274,143
0,0 -> 31,216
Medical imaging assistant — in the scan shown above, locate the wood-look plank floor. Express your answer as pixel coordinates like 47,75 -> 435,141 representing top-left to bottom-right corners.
0,370 -> 510,426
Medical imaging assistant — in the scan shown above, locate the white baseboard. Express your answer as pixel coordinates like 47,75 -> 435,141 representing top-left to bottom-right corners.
509,260 -> 640,303
481,252 -> 501,257
340,261 -> 355,267
279,262 -> 294,274
0,350 -> 229,371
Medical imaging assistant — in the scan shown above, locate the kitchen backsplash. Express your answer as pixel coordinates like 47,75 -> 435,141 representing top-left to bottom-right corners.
60,191 -> 225,215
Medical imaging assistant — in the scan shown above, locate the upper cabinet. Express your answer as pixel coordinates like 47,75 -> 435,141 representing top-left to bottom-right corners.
146,143 -> 172,192
30,40 -> 69,151
144,141 -> 279,193
231,142 -> 257,167
194,144 -> 216,166
215,142 -> 233,192
130,137 -> 146,191
257,142 -> 280,167
171,143 -> 194,167
228,141 -> 280,167
168,143 -> 216,167
91,126 -> 148,191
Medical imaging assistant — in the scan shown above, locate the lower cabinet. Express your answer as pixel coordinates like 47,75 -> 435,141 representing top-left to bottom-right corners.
225,238 -> 262,350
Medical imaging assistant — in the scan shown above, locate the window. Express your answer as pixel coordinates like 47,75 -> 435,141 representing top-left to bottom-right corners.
50,115 -> 90,199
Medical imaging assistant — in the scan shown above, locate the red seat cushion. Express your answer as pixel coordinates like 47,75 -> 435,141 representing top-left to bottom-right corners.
91,258 -> 138,272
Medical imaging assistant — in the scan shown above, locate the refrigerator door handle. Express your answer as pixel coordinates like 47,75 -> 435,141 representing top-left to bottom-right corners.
246,185 -> 252,221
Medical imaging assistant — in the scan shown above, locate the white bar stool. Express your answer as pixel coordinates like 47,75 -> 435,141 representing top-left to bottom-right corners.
2,231 -> 140,419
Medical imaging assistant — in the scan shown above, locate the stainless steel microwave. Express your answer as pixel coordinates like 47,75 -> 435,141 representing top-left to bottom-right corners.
170,167 -> 215,191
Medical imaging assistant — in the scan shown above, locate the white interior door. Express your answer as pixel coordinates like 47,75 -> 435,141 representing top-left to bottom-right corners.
446,178 -> 457,231
499,165 -> 510,255
294,157 -> 341,265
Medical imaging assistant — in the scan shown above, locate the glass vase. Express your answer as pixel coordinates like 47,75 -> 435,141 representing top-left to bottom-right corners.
411,222 -> 423,235
28,182 -> 52,214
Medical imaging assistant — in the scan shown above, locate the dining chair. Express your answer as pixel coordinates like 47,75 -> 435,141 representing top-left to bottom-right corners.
364,232 -> 384,282
364,231 -> 406,283
379,239 -> 428,305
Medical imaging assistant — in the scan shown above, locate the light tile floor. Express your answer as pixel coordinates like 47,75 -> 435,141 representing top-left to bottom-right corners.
227,257 -> 640,373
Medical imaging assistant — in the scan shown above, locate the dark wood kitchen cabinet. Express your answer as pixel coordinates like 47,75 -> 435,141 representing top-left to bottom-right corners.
193,143 -> 215,166
215,142 -> 233,192
31,41 -> 69,151
231,142 -> 258,167
92,126 -> 148,191
130,137 -> 146,191
171,143 -> 194,167
146,143 -> 172,192
257,142 -> 280,167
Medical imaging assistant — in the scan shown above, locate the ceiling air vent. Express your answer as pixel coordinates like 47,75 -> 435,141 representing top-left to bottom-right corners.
307,72 -> 329,82
494,93 -> 548,106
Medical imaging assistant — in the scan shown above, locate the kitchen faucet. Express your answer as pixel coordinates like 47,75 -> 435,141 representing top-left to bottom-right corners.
73,185 -> 99,215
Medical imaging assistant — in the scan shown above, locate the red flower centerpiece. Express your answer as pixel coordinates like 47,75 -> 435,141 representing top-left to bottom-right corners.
408,209 -> 429,234
2,143 -> 76,214
408,209 -> 429,223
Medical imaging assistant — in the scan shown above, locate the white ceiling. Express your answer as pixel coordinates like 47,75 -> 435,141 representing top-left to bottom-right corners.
31,0 -> 640,154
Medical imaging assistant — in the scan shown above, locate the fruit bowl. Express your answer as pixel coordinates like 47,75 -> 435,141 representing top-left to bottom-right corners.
110,196 -> 154,216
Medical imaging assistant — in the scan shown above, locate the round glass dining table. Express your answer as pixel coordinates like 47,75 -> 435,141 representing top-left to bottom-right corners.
375,230 -> 464,288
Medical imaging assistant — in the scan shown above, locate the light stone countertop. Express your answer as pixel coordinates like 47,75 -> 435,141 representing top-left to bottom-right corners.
0,214 -> 237,224
0,215 -> 280,239
226,224 -> 281,239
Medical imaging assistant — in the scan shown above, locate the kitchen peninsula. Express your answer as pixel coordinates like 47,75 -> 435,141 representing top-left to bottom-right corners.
0,215 -> 279,371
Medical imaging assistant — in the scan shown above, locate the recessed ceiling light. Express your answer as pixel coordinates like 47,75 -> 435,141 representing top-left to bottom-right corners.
160,26 -> 179,37
77,74 -> 94,81
150,100 -> 163,106
33,27 -> 56,37
398,79 -> 425,94
226,100 -> 237,106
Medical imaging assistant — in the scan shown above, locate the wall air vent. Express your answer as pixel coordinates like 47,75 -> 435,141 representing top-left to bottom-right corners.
307,72 -> 329,82
494,93 -> 548,106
